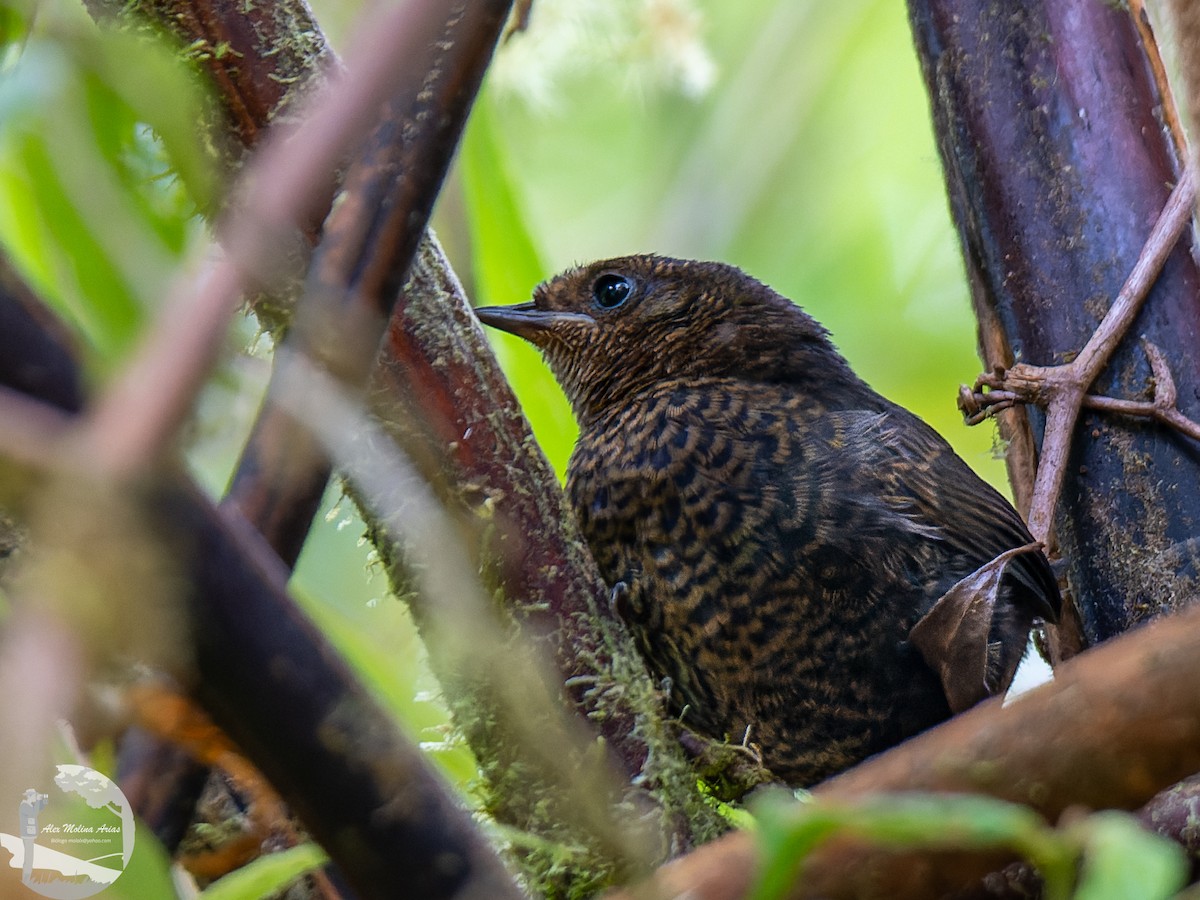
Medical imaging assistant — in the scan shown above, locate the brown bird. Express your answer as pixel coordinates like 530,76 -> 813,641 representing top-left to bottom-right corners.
475,255 -> 1060,786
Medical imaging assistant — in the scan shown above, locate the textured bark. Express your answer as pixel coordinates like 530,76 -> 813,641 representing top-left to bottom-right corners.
1142,773 -> 1200,861
909,0 -> 1200,643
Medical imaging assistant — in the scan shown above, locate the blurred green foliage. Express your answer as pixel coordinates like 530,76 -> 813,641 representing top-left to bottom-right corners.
750,791 -> 1187,900
197,842 -> 328,900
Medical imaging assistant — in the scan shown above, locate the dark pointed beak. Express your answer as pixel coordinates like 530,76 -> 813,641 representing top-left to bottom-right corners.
474,302 -> 593,343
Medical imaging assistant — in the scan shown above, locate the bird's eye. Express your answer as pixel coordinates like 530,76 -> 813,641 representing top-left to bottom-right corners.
592,273 -> 634,309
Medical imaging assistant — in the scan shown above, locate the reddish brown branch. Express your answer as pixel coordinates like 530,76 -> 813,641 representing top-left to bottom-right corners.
113,0 -> 334,156
375,242 -> 651,777
224,0 -> 513,564
223,0 -> 516,564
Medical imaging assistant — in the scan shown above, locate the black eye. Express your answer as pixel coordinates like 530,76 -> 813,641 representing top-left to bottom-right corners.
592,273 -> 634,309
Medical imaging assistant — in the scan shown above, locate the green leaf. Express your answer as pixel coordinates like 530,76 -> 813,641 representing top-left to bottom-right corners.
1072,812 -> 1187,900
462,87 -> 544,310
293,579 -> 480,789
100,819 -> 177,900
0,0 -> 34,67
750,791 -> 1059,900
198,843 -> 330,900
81,28 -> 219,216
751,790 -> 842,900
7,129 -> 143,354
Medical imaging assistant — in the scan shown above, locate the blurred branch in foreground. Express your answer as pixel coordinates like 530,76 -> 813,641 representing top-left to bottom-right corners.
35,0 -> 728,894
0,263 -> 522,899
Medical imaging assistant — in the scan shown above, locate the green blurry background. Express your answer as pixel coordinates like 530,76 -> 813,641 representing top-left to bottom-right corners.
0,0 -> 1008,828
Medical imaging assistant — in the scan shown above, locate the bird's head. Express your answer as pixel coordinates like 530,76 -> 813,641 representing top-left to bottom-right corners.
475,254 -> 858,423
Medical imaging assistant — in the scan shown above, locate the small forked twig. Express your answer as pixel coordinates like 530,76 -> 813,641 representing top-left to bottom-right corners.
958,166 -> 1198,545
1080,341 -> 1200,442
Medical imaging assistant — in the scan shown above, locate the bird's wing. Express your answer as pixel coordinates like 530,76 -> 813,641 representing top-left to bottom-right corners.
816,406 -> 1060,622
792,406 -> 1061,708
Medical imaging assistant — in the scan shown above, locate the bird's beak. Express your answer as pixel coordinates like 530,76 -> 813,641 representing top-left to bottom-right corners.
474,302 -> 593,344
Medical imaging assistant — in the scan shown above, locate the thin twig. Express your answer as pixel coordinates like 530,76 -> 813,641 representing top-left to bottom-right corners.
1027,165 -> 1196,542
1071,167 -> 1196,381
1079,341 -> 1200,442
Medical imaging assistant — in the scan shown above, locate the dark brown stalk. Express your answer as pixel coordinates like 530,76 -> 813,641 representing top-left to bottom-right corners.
9,0 -> 528,892
909,0 -> 1200,643
0,252 -> 84,579
908,0 -> 1200,867
0,264 -> 84,416
165,478 -> 524,900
